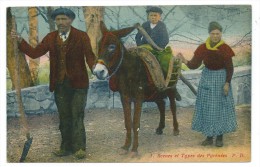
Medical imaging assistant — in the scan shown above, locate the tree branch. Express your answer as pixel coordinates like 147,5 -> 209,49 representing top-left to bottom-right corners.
169,39 -> 201,45
36,7 -> 49,23
162,6 -> 177,22
168,17 -> 189,35
171,33 -> 203,43
128,6 -> 146,22
231,31 -> 252,48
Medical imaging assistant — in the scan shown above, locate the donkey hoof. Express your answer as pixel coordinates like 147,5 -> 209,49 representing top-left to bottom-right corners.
173,130 -> 180,136
156,128 -> 163,135
119,146 -> 129,155
129,151 -> 139,158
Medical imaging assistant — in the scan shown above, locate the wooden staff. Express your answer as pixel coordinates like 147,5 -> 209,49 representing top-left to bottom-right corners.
136,24 -> 197,95
11,16 -> 33,162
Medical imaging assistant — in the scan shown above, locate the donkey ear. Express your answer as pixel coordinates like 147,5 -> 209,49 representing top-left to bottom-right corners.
100,21 -> 108,34
112,26 -> 135,38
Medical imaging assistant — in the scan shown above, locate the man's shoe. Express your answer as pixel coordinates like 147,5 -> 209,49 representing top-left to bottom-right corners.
74,149 -> 86,159
53,149 -> 72,157
201,137 -> 213,146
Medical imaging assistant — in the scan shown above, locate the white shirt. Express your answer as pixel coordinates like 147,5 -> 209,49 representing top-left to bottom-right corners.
59,30 -> 70,42
150,23 -> 157,29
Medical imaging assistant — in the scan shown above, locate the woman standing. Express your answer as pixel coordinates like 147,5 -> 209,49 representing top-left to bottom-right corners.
177,21 -> 237,147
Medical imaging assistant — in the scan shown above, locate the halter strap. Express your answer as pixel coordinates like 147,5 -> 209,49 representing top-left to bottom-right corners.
105,44 -> 124,80
97,59 -> 105,65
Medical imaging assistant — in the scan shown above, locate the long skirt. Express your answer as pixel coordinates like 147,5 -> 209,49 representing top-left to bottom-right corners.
192,67 -> 237,137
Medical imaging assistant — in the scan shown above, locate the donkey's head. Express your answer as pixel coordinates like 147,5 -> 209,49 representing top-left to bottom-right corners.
93,21 -> 136,80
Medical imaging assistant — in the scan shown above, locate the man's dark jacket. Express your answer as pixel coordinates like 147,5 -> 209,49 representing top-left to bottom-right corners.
135,21 -> 169,48
18,26 -> 96,92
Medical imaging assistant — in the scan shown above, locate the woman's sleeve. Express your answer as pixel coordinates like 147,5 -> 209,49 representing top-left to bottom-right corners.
186,45 -> 204,69
223,45 -> 235,83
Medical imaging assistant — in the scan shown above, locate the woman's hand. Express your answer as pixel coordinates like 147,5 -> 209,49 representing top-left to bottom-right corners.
176,53 -> 188,65
223,82 -> 230,96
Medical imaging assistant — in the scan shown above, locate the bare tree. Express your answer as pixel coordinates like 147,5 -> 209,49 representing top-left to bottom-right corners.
46,7 -> 56,32
178,5 -> 251,47
37,7 -> 56,32
7,8 -> 33,90
82,6 -> 104,57
28,7 -> 40,85
230,31 -> 252,48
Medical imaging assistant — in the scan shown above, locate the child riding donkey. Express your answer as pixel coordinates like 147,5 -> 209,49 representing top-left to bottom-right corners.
135,6 -> 182,100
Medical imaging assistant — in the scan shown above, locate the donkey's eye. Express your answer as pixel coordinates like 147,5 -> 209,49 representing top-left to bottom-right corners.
108,44 -> 116,52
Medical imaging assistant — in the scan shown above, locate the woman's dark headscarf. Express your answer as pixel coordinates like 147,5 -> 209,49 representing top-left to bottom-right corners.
208,21 -> 223,33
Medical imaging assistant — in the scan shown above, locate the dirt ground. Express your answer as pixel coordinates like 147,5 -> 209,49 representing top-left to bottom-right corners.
7,105 -> 251,163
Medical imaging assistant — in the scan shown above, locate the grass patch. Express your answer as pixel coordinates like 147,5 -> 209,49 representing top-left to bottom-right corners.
38,62 -> 50,85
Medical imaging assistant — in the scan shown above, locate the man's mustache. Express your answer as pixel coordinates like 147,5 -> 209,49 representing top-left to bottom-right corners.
57,24 -> 65,28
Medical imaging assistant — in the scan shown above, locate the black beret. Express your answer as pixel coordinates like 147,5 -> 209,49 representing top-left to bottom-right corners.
146,6 -> 163,14
51,7 -> 75,20
208,21 -> 223,33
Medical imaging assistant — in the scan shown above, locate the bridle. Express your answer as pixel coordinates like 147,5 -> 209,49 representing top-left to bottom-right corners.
96,43 -> 124,80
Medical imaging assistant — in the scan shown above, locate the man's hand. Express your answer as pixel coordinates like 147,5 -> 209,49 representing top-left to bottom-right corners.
223,82 -> 230,96
11,29 -> 22,43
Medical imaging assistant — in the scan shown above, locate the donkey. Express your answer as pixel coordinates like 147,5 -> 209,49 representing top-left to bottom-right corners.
93,22 -> 181,156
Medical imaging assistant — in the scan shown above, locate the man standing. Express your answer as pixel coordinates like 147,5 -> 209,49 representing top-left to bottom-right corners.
11,7 -> 96,159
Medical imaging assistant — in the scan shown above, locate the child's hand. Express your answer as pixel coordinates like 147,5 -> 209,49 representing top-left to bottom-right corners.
134,23 -> 140,28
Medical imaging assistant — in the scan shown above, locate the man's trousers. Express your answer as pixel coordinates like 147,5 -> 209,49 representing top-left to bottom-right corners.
54,79 -> 88,153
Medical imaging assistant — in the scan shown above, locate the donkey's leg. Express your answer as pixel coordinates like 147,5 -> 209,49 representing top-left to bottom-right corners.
168,91 -> 179,136
155,99 -> 166,135
120,95 -> 132,151
131,98 -> 143,154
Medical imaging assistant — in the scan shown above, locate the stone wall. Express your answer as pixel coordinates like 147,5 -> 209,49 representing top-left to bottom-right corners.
7,66 -> 251,117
